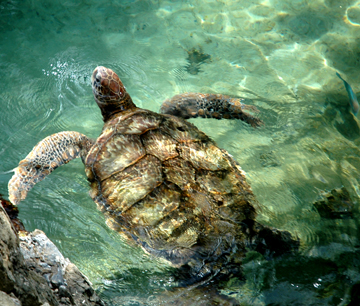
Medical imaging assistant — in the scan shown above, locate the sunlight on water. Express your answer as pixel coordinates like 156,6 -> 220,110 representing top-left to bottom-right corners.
1,0 -> 360,304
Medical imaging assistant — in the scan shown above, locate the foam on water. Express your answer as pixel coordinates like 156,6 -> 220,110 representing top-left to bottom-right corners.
1,0 -> 360,304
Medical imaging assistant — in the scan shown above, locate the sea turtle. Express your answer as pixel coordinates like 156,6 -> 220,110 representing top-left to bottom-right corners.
8,66 -> 298,290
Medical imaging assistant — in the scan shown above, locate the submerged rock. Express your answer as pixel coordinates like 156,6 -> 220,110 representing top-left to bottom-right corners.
0,197 -> 105,306
313,187 -> 355,219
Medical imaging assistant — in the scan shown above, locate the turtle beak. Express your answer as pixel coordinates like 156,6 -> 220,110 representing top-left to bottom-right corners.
91,67 -> 99,87
91,67 -> 104,100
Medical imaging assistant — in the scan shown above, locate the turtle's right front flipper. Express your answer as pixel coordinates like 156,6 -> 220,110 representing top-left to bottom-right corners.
8,131 -> 93,205
160,93 -> 263,127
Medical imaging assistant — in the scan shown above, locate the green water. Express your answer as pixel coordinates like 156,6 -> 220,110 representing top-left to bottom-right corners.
1,0 -> 360,304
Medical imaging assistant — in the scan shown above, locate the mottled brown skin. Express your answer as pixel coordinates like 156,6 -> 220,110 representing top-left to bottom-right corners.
161,93 -> 263,127
8,66 -> 298,289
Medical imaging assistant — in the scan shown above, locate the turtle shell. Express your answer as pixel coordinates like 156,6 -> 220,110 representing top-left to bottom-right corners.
85,107 -> 257,273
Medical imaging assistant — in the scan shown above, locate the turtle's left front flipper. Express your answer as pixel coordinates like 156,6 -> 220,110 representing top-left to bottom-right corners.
160,93 -> 263,127
8,131 -> 93,205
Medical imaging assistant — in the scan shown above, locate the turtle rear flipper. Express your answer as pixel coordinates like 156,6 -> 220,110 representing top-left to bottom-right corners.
160,93 -> 263,127
8,131 -> 93,205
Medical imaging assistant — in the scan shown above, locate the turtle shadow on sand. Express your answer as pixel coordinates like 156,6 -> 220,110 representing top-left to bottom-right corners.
184,47 -> 211,75
8,66 -> 299,305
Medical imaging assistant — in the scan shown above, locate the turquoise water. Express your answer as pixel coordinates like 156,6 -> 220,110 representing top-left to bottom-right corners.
1,0 -> 360,304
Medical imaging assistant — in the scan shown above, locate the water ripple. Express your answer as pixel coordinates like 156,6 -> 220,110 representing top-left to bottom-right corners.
1,0 -> 360,304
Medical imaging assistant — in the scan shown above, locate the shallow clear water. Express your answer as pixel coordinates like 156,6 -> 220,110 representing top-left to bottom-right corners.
1,0 -> 360,304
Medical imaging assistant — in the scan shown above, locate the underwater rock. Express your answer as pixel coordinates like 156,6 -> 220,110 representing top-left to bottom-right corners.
259,151 -> 281,167
0,194 -> 26,232
313,187 -> 355,219
0,291 -> 22,306
349,281 -> 360,306
0,197 -> 105,306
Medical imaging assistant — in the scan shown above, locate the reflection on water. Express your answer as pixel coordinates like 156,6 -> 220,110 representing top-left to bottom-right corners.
1,0 -> 360,304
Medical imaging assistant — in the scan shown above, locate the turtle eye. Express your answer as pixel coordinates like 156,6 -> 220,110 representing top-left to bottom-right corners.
96,77 -> 100,83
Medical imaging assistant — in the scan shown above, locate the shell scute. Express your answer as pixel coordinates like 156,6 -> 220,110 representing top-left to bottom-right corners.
196,169 -> 239,195
156,212 -> 188,240
93,134 -> 145,181
124,182 -> 181,227
163,157 -> 196,189
141,130 -> 178,161
161,115 -> 209,143
100,155 -> 163,213
117,111 -> 162,135
178,141 -> 231,171
103,109 -> 162,135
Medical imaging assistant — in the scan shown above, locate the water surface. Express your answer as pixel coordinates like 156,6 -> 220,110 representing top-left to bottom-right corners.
1,0 -> 360,304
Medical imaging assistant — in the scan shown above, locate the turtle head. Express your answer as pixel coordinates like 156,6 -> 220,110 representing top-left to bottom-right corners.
91,66 -> 136,122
